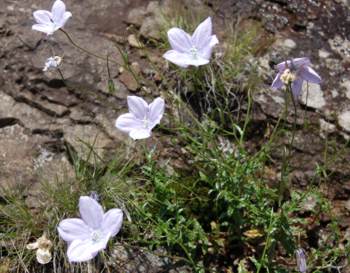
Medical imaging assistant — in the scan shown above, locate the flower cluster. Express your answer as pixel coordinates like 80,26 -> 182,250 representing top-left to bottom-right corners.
30,0 -> 322,267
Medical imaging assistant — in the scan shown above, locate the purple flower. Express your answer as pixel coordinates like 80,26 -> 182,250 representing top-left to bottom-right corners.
115,96 -> 165,140
57,196 -> 123,263
32,0 -> 72,35
295,248 -> 307,273
163,17 -> 219,68
271,57 -> 321,98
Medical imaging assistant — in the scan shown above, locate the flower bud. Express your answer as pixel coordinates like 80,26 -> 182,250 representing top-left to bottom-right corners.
296,248 -> 307,273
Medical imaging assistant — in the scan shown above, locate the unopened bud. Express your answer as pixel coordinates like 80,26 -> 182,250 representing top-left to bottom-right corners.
296,248 -> 307,273
89,191 -> 100,202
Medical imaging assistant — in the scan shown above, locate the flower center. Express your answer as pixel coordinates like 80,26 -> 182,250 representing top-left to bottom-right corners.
142,117 -> 150,129
280,68 -> 296,85
91,230 -> 103,243
189,46 -> 198,59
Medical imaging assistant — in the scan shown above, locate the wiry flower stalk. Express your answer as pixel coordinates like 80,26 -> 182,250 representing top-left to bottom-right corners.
59,29 -> 120,66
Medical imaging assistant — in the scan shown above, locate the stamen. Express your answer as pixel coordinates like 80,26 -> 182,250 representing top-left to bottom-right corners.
280,68 -> 296,85
189,46 -> 198,59
142,117 -> 150,129
91,230 -> 103,243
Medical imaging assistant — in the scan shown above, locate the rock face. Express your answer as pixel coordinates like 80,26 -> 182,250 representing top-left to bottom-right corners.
300,83 -> 326,110
0,0 -> 149,190
338,111 -> 350,133
0,124 -> 51,188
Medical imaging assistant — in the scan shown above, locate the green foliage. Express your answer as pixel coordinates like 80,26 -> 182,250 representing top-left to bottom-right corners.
0,6 -> 348,273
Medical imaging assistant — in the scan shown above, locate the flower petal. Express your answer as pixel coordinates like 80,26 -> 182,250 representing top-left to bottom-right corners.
127,96 -> 148,120
33,10 -> 52,25
271,72 -> 283,90
102,209 -> 123,237
277,57 -> 310,71
167,28 -> 192,53
115,113 -> 143,133
58,11 -> 72,27
300,66 -> 321,84
79,196 -> 104,229
292,57 -> 311,67
26,242 -> 39,250
187,56 -> 210,67
163,50 -> 189,68
57,218 -> 90,243
291,78 -> 304,98
198,36 -> 218,61
51,0 -> 66,24
191,17 -> 213,50
210,35 -> 219,47
32,24 -> 54,35
129,129 -> 151,140
67,234 -> 110,263
149,97 -> 165,128
163,50 -> 209,67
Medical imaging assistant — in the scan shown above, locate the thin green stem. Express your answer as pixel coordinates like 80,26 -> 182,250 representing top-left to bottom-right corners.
57,68 -> 65,82
279,85 -> 298,206
278,86 -> 291,207
303,82 -> 309,127
87,261 -> 94,273
59,29 -> 120,66
289,88 -> 298,151
256,208 -> 274,273
114,44 -> 140,84
178,241 -> 197,270
239,87 -> 252,146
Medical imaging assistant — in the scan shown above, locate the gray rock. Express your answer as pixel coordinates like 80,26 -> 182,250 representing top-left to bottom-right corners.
109,244 -> 192,272
0,124 -> 72,191
318,49 -> 331,59
127,7 -> 147,27
340,79 -> 350,100
63,124 -> 114,161
328,35 -> 350,58
338,111 -> 350,133
300,83 -> 326,110
319,118 -> 336,137
140,16 -> 162,40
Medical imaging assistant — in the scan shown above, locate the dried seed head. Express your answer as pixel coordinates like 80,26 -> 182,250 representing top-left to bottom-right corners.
37,234 -> 53,250
36,248 -> 52,264
26,233 -> 52,251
